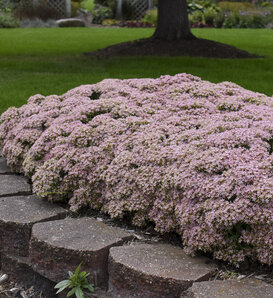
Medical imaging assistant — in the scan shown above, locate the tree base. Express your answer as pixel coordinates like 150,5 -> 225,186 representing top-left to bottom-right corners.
85,38 -> 262,59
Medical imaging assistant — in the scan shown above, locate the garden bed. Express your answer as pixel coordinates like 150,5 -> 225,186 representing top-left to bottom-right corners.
86,37 -> 261,59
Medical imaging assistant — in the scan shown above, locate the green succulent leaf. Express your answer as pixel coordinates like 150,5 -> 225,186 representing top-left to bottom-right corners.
56,285 -> 69,294
67,287 -> 76,297
74,263 -> 82,276
88,284 -> 95,292
75,287 -> 84,298
79,271 -> 87,277
54,279 -> 70,290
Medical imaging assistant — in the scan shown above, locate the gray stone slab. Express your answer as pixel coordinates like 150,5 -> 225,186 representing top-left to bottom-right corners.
56,18 -> 86,27
183,278 -> 273,298
30,217 -> 133,287
0,195 -> 67,256
0,195 -> 67,224
108,243 -> 217,298
0,175 -> 31,197
0,157 -> 11,174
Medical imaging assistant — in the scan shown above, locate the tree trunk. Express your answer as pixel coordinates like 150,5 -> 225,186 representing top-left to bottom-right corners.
153,0 -> 195,41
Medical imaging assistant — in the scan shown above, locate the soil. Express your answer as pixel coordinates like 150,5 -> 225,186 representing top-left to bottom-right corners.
85,37 -> 262,59
0,275 -> 41,298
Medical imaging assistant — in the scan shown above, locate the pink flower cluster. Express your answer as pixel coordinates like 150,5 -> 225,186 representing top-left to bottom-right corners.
1,73 -> 273,265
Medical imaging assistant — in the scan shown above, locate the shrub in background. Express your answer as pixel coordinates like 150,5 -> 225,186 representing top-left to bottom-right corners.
92,3 -> 112,24
94,0 -> 136,20
204,8 -> 217,27
186,0 -> 272,28
81,0 -> 94,12
0,0 -> 20,10
189,10 -> 204,25
203,7 -> 218,26
219,1 -> 255,12
94,0 -> 115,15
141,8 -> 157,26
222,11 -> 239,28
101,18 -> 120,26
263,7 -> 273,26
0,0 -> 19,27
71,0 -> 81,15
2,74 -> 273,266
238,13 -> 265,28
0,11 -> 18,27
213,11 -> 225,27
187,0 -> 204,14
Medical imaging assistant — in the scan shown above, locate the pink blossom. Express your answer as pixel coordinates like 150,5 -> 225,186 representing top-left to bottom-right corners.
1,73 -> 273,265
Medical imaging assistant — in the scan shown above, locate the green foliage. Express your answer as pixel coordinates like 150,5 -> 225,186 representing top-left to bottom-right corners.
71,0 -> 81,15
92,4 -> 112,24
94,0 -> 115,13
220,11 -> 270,29
189,10 -> 204,24
94,0 -> 138,20
218,1 -> 255,12
81,0 -> 94,11
54,263 -> 94,298
213,11 -> 225,28
187,0 -> 220,14
222,12 -> 239,28
101,18 -> 120,26
238,13 -> 266,28
203,7 -> 219,26
0,0 -> 19,27
220,270 -> 239,280
261,1 -> 273,8
188,0 -> 222,26
187,0 -> 272,28
0,12 -> 19,28
0,0 -> 11,12
188,1 -> 205,14
141,9 -> 157,26
94,0 -> 111,5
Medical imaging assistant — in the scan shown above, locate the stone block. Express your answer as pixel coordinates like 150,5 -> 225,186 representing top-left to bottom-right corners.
0,195 -> 67,256
29,217 -> 133,288
56,18 -> 86,27
183,278 -> 273,298
0,157 -> 11,174
108,243 -> 217,298
0,175 -> 31,197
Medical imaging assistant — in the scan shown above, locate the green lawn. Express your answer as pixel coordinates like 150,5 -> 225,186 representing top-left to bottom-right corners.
0,27 -> 272,114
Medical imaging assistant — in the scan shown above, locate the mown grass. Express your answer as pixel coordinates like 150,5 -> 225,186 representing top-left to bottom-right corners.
0,27 -> 272,114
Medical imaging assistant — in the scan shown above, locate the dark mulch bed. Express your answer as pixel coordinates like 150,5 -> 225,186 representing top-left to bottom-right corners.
85,37 -> 262,59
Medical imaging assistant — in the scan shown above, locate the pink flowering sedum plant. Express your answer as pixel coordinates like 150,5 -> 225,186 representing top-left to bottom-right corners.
1,73 -> 273,265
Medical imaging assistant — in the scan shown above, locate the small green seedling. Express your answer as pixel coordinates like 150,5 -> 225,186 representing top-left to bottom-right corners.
54,263 -> 94,298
